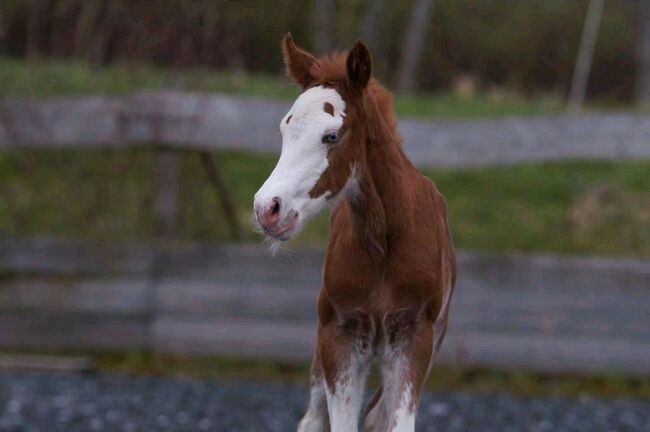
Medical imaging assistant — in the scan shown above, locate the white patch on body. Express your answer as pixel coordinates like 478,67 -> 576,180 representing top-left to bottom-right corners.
378,352 -> 417,432
254,86 -> 346,239
298,377 -> 329,432
390,383 -> 415,432
325,353 -> 370,432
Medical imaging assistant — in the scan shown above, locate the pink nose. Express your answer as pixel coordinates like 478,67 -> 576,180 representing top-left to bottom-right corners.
256,197 -> 282,231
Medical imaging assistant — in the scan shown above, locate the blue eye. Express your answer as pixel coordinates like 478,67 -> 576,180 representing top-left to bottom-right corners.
323,131 -> 340,144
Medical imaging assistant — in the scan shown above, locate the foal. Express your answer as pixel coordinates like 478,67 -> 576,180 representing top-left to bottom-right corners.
254,34 -> 456,432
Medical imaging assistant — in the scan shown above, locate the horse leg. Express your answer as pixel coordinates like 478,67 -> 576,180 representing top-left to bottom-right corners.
373,314 -> 434,432
298,346 -> 330,432
320,319 -> 373,432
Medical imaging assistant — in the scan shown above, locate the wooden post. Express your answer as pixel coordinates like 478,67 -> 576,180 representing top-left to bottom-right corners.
199,151 -> 242,240
152,149 -> 180,237
568,0 -> 605,114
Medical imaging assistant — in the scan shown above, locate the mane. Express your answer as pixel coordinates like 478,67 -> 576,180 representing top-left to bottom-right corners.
310,52 -> 400,142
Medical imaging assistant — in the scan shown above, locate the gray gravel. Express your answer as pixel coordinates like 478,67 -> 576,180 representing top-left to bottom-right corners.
1,372 -> 649,432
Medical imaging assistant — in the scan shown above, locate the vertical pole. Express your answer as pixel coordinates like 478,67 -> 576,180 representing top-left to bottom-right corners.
568,0 -> 605,114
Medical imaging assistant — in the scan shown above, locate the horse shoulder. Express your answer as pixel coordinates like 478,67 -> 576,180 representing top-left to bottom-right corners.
418,174 -> 457,323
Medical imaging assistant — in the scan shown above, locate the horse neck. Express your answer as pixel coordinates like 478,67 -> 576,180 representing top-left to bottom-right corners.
347,100 -> 413,262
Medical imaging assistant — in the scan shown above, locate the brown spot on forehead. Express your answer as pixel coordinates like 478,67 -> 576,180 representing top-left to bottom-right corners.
323,102 -> 335,116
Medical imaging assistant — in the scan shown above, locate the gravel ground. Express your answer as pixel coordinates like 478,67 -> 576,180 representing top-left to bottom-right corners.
1,372 -> 649,432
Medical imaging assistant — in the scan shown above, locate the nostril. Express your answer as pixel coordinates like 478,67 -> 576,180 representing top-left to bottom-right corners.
270,197 -> 281,216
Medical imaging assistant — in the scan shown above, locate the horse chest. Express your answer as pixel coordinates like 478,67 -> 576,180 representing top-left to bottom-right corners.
321,254 -> 439,317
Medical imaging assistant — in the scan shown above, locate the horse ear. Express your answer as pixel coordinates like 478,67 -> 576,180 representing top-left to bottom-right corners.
282,33 -> 317,89
346,40 -> 372,92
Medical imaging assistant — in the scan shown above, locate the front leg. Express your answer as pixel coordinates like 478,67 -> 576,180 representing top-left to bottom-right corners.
366,311 -> 434,432
298,337 -> 330,432
319,314 -> 373,432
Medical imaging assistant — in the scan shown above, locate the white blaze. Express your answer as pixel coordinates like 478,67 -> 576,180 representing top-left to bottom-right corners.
254,85 -> 346,238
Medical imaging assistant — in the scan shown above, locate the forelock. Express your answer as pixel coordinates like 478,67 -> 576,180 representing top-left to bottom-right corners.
310,52 -> 349,84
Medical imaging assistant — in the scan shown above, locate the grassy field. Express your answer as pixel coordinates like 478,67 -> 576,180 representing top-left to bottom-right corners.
1,149 -> 648,258
0,57 -> 565,119
3,348 -> 649,400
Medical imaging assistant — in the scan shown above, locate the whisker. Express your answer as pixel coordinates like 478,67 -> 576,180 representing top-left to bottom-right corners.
262,237 -> 286,256
274,242 -> 296,256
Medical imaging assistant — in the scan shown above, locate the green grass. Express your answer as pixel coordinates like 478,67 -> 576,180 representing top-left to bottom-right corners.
425,161 -> 650,257
101,352 -> 650,400
0,57 -> 566,119
1,149 -> 648,257
12,349 -> 646,400
98,352 -> 650,400
0,58 -> 299,101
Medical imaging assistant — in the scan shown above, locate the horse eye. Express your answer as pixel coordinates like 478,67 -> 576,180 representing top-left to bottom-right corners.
322,131 -> 340,144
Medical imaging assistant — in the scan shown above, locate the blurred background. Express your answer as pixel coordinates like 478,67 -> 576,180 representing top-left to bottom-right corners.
0,1 -> 649,431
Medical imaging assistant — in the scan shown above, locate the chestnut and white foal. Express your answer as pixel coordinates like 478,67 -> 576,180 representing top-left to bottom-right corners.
254,34 -> 456,432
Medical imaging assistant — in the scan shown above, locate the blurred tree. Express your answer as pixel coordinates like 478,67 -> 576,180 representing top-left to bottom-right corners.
568,0 -> 604,113
0,0 -> 20,42
0,0 -> 638,102
201,0 -> 221,61
639,0 -> 650,106
397,0 -> 435,93
75,0 -> 118,64
360,0 -> 385,51
25,0 -> 46,59
313,0 -> 334,53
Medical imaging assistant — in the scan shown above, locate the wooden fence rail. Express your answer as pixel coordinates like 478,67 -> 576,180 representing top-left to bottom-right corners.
2,91 -> 650,167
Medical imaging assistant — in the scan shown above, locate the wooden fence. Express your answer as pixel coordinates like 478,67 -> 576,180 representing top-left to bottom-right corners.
1,238 -> 649,375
